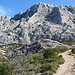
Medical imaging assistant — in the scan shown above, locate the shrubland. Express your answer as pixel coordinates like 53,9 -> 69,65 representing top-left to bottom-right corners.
0,46 -> 69,75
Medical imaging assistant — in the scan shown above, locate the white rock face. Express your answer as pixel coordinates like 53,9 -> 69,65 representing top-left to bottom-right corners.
0,3 -> 75,45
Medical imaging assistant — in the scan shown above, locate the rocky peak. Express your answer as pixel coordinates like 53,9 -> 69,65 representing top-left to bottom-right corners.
13,3 -> 54,20
0,16 -> 11,20
12,3 -> 74,24
13,4 -> 39,20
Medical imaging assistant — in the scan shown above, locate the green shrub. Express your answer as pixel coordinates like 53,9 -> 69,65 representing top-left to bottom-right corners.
44,57 -> 58,63
40,63 -> 58,74
71,48 -> 75,54
58,55 -> 63,58
39,59 -> 44,64
33,56 -> 39,64
40,63 -> 52,72
57,46 -> 68,53
59,40 -> 75,45
43,48 -> 58,58
0,57 -> 8,62
30,56 -> 40,64
0,43 -> 22,51
43,71 -> 53,75
0,63 -> 14,75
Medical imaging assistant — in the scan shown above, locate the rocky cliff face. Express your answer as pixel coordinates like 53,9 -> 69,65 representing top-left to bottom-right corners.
0,3 -> 75,45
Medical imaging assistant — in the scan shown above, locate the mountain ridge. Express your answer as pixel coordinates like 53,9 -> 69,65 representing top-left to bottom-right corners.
0,3 -> 75,45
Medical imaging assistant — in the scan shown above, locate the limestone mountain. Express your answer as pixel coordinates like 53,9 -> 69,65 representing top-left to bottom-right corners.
0,3 -> 75,45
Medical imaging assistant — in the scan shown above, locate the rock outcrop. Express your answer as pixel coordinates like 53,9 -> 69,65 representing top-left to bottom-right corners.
7,39 -> 71,58
0,3 -> 75,45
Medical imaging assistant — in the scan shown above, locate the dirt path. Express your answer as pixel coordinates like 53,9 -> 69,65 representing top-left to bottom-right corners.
54,50 -> 75,75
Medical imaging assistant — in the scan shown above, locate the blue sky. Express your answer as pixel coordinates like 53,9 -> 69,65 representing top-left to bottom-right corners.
0,0 -> 75,17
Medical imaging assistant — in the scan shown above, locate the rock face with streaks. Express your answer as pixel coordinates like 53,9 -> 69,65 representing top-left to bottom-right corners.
0,3 -> 75,45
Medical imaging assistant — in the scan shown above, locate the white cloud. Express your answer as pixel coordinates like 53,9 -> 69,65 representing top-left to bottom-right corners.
0,5 -> 13,16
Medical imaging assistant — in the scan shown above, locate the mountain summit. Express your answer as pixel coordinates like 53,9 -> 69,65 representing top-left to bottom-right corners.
0,3 -> 75,45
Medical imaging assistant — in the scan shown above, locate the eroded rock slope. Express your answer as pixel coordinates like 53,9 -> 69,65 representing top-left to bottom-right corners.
0,3 -> 75,45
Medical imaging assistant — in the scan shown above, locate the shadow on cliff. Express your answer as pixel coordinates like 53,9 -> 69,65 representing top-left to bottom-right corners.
45,7 -> 62,24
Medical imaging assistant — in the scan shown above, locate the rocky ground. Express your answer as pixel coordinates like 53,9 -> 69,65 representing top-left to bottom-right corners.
6,39 -> 71,58
54,50 -> 75,75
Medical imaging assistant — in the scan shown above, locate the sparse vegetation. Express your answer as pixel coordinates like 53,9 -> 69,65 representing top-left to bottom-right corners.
0,47 -> 68,75
0,43 -> 22,51
0,57 -> 7,62
12,31 -> 19,35
21,48 -> 65,75
56,46 -> 69,53
2,30 -> 8,33
0,57 -> 14,75
43,48 -> 58,58
59,40 -> 75,45
0,63 -> 14,75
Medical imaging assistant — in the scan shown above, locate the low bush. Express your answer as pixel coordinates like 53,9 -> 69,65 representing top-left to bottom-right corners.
37,48 -> 65,74
59,40 -> 75,45
59,47 -> 68,52
58,55 -> 65,64
0,43 -> 22,51
0,63 -> 14,75
43,48 -> 58,58
56,46 -> 69,53
33,56 -> 39,64
40,63 -> 52,72
0,57 -> 8,62
71,48 -> 75,54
